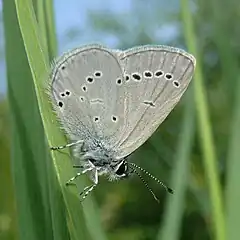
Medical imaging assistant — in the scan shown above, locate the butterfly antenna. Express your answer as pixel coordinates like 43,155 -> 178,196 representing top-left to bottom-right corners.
130,162 -> 174,194
131,168 -> 160,203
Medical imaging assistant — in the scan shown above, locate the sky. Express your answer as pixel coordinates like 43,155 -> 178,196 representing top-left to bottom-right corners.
0,0 -> 178,95
0,0 -> 133,94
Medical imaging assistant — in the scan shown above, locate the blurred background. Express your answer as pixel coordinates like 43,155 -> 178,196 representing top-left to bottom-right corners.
0,0 -> 239,239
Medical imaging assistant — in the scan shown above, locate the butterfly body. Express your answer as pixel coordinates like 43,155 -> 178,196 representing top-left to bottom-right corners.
72,139 -> 130,182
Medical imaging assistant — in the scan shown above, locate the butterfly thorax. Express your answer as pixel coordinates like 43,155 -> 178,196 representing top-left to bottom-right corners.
72,140 -> 131,181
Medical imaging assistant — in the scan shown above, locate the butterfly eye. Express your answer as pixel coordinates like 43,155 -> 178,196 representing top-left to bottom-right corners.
115,161 -> 127,176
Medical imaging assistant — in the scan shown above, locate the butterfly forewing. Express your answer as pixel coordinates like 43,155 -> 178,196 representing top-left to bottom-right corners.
49,44 -> 127,144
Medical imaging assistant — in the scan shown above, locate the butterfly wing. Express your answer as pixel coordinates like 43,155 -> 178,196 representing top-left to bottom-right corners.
49,44 -> 128,145
115,45 -> 196,158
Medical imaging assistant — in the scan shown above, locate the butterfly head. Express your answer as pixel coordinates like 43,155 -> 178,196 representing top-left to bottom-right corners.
77,144 -> 132,181
108,158 -> 133,181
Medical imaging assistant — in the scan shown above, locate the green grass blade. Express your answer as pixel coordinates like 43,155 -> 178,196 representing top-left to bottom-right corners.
0,100 -> 19,240
157,91 -> 195,240
225,76 -> 240,240
44,0 -> 57,59
35,0 -> 72,238
181,0 -> 225,239
209,0 -> 238,99
13,0 -> 107,239
4,0 -> 57,238
36,0 -> 48,63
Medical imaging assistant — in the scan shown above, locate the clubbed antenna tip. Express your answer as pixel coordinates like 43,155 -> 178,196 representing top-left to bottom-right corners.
129,162 -> 174,197
167,187 -> 174,194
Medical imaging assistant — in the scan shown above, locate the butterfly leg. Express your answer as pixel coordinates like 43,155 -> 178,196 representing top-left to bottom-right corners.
66,172 -> 82,186
79,167 -> 99,201
66,161 -> 99,201
50,139 -> 83,150
80,184 -> 97,202
66,166 -> 94,185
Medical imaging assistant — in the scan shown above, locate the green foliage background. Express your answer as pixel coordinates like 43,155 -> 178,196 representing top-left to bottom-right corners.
0,0 -> 240,239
